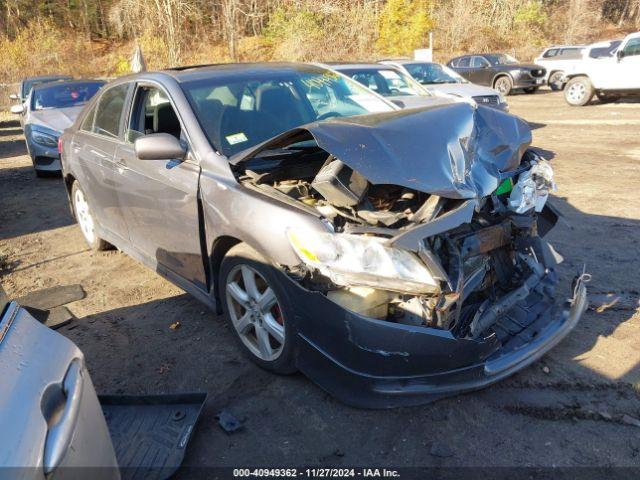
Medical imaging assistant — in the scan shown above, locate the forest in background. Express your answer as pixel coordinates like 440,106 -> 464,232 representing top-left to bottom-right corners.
1,0 -> 639,83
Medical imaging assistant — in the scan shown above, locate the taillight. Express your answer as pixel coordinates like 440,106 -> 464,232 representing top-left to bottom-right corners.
58,137 -> 63,155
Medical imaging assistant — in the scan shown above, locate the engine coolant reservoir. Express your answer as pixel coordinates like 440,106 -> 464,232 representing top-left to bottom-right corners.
327,286 -> 395,319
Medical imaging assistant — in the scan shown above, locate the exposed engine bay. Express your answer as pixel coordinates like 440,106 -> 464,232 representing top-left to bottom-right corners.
234,138 -> 560,345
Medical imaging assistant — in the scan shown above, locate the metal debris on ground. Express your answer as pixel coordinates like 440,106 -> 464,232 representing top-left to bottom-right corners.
169,321 -> 181,330
216,410 -> 244,433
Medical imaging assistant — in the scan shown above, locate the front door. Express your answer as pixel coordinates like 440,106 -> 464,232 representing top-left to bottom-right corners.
114,83 -> 207,290
616,37 -> 640,89
470,56 -> 493,85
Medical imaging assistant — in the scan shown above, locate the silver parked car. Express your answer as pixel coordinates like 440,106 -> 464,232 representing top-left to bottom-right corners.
10,75 -> 73,128
329,63 -> 454,109
380,60 -> 509,111
59,63 -> 587,408
0,289 -> 120,480
13,80 -> 105,176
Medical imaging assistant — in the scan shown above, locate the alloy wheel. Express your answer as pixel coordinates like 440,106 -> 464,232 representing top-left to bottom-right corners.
494,77 -> 511,95
567,82 -> 586,103
74,187 -> 96,245
225,264 -> 285,362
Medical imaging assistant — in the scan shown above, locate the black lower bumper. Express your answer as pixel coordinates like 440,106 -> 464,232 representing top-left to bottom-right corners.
513,76 -> 546,89
287,274 -> 588,409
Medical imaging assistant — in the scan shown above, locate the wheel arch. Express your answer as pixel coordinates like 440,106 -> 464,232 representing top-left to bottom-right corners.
210,235 -> 242,312
64,173 -> 77,218
492,72 -> 513,88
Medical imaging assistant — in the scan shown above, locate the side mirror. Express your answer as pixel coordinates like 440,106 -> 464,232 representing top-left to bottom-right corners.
390,99 -> 405,108
9,93 -> 19,100
616,49 -> 624,60
134,133 -> 186,161
10,104 -> 24,114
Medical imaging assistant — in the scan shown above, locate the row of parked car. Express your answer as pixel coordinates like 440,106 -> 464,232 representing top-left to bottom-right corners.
10,31 -> 640,176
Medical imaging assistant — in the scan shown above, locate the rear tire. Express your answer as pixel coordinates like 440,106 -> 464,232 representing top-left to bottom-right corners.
494,76 -> 513,96
564,76 -> 594,106
219,243 -> 297,375
548,71 -> 565,91
71,181 -> 110,251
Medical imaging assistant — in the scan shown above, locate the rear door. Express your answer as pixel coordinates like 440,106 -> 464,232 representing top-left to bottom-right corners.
113,82 -> 207,291
71,83 -> 131,243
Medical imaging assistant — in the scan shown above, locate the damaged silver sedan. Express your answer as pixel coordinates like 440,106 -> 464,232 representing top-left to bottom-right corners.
59,63 -> 588,408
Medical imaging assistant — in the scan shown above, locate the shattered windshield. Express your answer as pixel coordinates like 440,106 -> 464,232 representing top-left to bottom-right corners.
405,62 -> 466,84
31,81 -> 104,111
341,68 -> 426,97
182,67 -> 393,156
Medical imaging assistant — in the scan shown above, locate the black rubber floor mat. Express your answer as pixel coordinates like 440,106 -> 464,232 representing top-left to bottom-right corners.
16,284 -> 85,310
99,393 -> 207,480
23,305 -> 74,329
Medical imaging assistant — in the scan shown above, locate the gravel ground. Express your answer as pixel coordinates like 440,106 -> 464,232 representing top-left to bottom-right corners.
1,90 -> 639,475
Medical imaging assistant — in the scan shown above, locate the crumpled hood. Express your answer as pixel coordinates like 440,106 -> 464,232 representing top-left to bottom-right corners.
28,106 -> 83,133
305,102 -> 531,199
233,102 -> 531,199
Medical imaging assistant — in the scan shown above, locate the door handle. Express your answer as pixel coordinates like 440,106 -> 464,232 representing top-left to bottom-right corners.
116,158 -> 129,172
43,359 -> 84,475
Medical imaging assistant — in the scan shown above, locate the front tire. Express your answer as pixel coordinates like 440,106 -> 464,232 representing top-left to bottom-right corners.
71,181 -> 110,251
548,71 -> 565,91
565,76 -> 594,106
493,76 -> 513,96
219,243 -> 297,374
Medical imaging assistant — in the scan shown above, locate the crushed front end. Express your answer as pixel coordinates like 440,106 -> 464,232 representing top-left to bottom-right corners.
232,104 -> 588,408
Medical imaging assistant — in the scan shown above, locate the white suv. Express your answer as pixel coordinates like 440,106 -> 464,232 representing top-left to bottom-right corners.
563,32 -> 640,106
534,45 -> 585,91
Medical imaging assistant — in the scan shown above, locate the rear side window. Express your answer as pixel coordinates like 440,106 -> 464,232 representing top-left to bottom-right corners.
559,48 -> 583,59
80,103 -> 97,132
456,57 -> 471,67
92,84 -> 129,139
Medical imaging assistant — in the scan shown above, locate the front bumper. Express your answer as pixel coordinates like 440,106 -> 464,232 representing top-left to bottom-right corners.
288,273 -> 587,408
26,135 -> 61,172
513,75 -> 546,89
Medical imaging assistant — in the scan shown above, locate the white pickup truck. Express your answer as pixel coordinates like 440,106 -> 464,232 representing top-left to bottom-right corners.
564,31 -> 640,106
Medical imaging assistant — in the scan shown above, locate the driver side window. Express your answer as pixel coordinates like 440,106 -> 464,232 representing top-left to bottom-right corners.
622,38 -> 640,57
126,86 -> 182,143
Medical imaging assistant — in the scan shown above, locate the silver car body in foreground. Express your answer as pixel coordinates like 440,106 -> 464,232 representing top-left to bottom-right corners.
380,59 -> 508,111
59,63 -> 587,408
0,293 -> 119,480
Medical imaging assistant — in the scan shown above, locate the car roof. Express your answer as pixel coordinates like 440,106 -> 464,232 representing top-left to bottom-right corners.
331,63 -> 403,70
24,74 -> 72,82
543,45 -> 585,50
31,79 -> 106,92
154,62 -> 333,83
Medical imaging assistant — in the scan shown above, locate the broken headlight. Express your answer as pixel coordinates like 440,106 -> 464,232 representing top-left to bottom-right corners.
287,228 -> 439,294
508,159 -> 556,214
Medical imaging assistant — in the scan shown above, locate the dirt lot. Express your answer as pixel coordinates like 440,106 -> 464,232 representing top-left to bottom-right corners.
1,91 -> 639,475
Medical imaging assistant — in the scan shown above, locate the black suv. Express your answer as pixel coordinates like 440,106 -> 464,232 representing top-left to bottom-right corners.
447,54 -> 546,95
